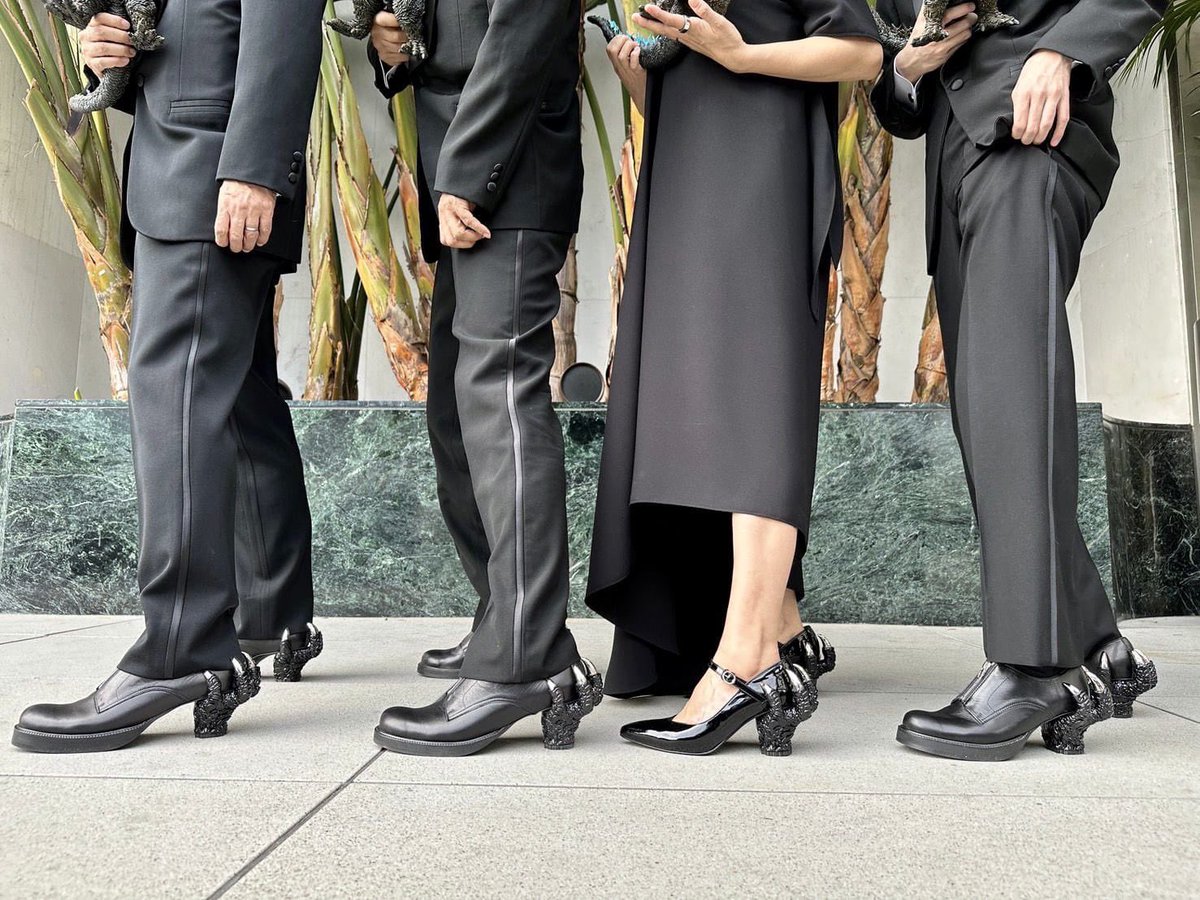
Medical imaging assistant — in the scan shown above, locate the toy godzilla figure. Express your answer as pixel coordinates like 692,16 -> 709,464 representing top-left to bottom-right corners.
44,0 -> 164,115
587,0 -> 733,70
875,0 -> 1018,52
327,0 -> 427,62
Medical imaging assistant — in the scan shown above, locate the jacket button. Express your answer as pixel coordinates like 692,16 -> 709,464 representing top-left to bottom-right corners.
493,164 -> 503,174
949,77 -> 964,91
288,172 -> 299,184
293,151 -> 304,162
1104,65 -> 1114,77
291,162 -> 301,173
486,182 -> 498,193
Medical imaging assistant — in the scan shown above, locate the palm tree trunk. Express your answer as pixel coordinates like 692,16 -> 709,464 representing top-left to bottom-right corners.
552,236 -> 579,400
835,80 -> 892,403
0,4 -> 132,397
820,266 -> 840,401
321,5 -> 429,398
912,283 -> 949,402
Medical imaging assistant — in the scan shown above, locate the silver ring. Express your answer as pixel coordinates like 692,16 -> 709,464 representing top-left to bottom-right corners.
245,227 -> 259,233
679,16 -> 692,34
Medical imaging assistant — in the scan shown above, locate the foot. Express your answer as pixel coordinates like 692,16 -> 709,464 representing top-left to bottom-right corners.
896,662 -> 1113,762
416,632 -> 472,680
11,653 -> 261,753
1087,636 -> 1158,718
674,645 -> 780,725
374,658 -> 603,757
240,623 -> 324,682
780,625 -> 837,681
621,660 -> 818,757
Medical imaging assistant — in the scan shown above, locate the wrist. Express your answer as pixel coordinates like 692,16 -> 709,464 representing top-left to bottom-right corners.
894,49 -> 923,84
726,41 -> 756,75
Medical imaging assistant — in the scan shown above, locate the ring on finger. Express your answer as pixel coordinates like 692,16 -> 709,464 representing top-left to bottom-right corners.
679,16 -> 692,34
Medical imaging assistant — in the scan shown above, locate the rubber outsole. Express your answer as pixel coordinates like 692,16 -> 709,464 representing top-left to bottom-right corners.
416,662 -> 462,680
11,717 -> 160,754
895,725 -> 1032,762
373,724 -> 510,757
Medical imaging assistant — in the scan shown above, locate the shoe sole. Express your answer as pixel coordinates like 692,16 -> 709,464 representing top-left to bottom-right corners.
373,724 -> 511,757
12,717 -> 160,754
416,662 -> 462,680
895,725 -> 1032,762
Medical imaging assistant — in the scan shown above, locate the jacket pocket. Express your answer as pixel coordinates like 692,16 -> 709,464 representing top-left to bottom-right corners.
168,98 -> 232,130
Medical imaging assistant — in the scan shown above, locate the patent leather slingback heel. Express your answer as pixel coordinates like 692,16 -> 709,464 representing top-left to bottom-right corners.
620,660 -> 819,757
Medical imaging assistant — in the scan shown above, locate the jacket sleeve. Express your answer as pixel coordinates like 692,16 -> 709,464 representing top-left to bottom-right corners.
1033,0 -> 1168,99
369,44 -> 412,98
85,66 -> 136,115
434,0 -> 576,213
868,0 -> 932,140
216,0 -> 325,202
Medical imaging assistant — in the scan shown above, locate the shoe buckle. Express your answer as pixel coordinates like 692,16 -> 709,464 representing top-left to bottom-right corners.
720,669 -> 736,685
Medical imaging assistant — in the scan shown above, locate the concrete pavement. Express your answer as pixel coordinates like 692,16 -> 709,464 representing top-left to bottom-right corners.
0,615 -> 1196,898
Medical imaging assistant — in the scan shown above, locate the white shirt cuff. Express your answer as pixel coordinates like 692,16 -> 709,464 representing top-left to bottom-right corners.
893,60 -> 919,109
376,54 -> 403,87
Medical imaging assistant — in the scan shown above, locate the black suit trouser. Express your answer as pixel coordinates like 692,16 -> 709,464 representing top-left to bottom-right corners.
121,235 -> 314,679
934,121 -> 1121,668
426,228 -> 580,683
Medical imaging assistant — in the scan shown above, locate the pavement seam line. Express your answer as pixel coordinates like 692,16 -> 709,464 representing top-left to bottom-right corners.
206,750 -> 385,899
0,618 -> 140,647
1135,698 -> 1200,726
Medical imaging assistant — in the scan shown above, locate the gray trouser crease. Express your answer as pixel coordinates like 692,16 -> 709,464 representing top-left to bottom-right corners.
428,228 -> 579,683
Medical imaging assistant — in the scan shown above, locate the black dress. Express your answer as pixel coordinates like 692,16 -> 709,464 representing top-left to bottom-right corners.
586,0 -> 880,697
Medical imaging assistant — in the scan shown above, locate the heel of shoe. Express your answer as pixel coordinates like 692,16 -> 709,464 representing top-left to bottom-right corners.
193,654 -> 261,739
756,663 -> 819,757
542,662 -> 604,750
1042,672 -> 1114,755
1109,651 -> 1158,719
274,624 -> 324,683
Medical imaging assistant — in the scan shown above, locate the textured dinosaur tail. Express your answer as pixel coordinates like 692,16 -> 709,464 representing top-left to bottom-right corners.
586,15 -> 623,44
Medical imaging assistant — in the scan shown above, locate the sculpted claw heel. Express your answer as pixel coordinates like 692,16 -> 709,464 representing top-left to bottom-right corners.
756,663 -> 819,757
780,626 -> 837,682
542,662 -> 605,750
1041,671 -> 1114,755
1099,650 -> 1159,719
193,654 -> 261,739
274,624 -> 324,682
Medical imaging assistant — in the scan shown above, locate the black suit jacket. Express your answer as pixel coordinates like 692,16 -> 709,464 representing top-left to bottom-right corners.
106,0 -> 324,267
371,0 -> 584,263
870,0 -> 1165,269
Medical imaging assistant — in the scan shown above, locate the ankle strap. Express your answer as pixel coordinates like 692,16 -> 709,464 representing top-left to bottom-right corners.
708,661 -> 760,700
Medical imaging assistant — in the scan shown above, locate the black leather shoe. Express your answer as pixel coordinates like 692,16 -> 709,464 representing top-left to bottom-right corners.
620,660 -> 819,757
11,653 -> 261,753
780,625 -> 836,681
417,632 -> 472,679
240,623 -> 324,682
896,662 -> 1114,762
1087,636 -> 1158,718
374,658 -> 603,757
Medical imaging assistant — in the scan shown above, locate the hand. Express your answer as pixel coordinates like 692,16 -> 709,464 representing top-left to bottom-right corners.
215,181 -> 277,253
894,3 -> 978,83
605,34 -> 647,114
1011,49 -> 1073,147
371,11 -> 410,68
633,0 -> 749,74
438,194 -> 491,250
79,12 -> 135,77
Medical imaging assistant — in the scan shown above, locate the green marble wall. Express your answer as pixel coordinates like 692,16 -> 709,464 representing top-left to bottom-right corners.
0,401 -> 1113,625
